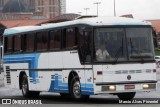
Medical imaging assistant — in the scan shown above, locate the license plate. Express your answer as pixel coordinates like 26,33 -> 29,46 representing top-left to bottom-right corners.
125,85 -> 135,90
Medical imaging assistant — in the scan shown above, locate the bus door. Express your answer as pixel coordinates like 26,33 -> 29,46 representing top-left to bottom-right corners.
0,46 -> 3,79
78,27 -> 93,89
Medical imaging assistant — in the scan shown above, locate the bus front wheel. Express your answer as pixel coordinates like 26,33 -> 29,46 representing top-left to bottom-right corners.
21,74 -> 40,98
70,76 -> 89,100
117,92 -> 136,100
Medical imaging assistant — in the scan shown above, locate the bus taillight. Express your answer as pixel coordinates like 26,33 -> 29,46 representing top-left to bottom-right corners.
97,71 -> 102,75
153,69 -> 156,73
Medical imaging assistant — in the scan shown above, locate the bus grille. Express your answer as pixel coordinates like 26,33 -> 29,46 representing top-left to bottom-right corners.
5,66 -> 11,84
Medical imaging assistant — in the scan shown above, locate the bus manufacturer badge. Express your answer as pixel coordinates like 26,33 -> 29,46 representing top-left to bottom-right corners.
127,75 -> 131,80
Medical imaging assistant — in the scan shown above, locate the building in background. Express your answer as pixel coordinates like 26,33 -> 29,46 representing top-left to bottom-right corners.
0,13 -> 80,49
147,20 -> 160,48
0,0 -> 66,19
35,0 -> 66,18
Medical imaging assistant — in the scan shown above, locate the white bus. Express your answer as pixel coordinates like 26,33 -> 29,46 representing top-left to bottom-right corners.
3,16 -> 157,100
0,45 -> 3,73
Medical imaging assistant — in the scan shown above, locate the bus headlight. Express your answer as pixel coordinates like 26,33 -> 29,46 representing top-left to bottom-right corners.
109,85 -> 116,91
143,84 -> 156,89
143,84 -> 149,89
102,85 -> 116,91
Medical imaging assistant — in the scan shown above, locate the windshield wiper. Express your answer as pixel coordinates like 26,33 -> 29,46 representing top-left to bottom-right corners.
113,38 -> 124,64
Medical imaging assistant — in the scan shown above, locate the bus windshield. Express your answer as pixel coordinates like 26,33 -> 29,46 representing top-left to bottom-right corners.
94,27 -> 154,63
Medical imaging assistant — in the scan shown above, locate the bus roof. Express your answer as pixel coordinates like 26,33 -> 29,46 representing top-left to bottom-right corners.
4,16 -> 152,36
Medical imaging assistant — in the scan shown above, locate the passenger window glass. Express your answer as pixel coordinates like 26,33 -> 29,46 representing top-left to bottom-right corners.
78,27 -> 92,63
36,32 -> 48,51
49,30 -> 61,50
24,34 -> 34,52
5,36 -> 13,53
14,35 -> 21,53
65,28 -> 76,49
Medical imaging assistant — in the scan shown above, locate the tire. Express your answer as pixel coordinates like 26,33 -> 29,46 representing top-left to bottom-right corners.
21,74 -> 40,98
117,92 -> 136,100
70,76 -> 89,100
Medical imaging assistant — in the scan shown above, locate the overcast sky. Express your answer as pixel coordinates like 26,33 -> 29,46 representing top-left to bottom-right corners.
66,0 -> 160,20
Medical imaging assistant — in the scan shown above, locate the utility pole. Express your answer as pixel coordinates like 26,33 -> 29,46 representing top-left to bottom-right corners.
93,2 -> 101,16
114,0 -> 116,16
84,8 -> 90,15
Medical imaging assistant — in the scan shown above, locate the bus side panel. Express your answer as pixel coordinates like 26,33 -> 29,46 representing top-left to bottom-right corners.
62,51 -> 84,68
3,63 -> 27,89
62,51 -> 94,95
34,71 -> 60,92
48,52 -> 63,68
30,52 -> 65,92
46,70 -> 86,93
49,70 -> 70,93
82,69 -> 94,95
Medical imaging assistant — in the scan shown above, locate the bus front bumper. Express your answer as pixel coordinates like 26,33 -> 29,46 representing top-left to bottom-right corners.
94,80 -> 157,94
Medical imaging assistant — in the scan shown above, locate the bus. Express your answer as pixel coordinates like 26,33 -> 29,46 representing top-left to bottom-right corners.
3,16 -> 157,100
0,45 -> 3,73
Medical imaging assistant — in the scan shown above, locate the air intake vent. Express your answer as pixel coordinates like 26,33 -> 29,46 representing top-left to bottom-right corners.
5,66 -> 11,84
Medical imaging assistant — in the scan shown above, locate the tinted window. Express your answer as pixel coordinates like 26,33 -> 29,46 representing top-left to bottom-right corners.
49,30 -> 61,50
78,26 -> 92,63
65,28 -> 76,49
36,32 -> 48,51
5,36 -> 13,53
14,35 -> 21,53
24,33 -> 35,52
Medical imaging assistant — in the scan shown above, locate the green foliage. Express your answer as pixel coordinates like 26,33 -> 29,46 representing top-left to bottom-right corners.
155,49 -> 160,55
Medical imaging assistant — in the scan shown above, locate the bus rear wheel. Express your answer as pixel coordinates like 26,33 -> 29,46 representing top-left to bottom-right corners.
21,74 -> 40,98
117,92 -> 136,100
70,76 -> 89,100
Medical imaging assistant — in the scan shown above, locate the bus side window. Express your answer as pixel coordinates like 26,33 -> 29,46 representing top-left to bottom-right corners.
78,27 -> 92,63
49,29 -> 61,50
5,36 -> 13,53
14,35 -> 21,53
65,27 -> 77,49
36,31 -> 48,51
24,33 -> 35,52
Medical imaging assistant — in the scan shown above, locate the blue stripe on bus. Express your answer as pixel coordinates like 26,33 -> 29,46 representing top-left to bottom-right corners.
49,74 -> 94,95
3,53 -> 40,84
81,84 -> 94,88
81,91 -> 94,95
81,87 -> 94,91
4,55 -> 94,95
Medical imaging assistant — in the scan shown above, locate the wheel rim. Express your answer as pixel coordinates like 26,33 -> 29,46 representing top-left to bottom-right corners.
73,81 -> 81,97
22,78 -> 28,95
